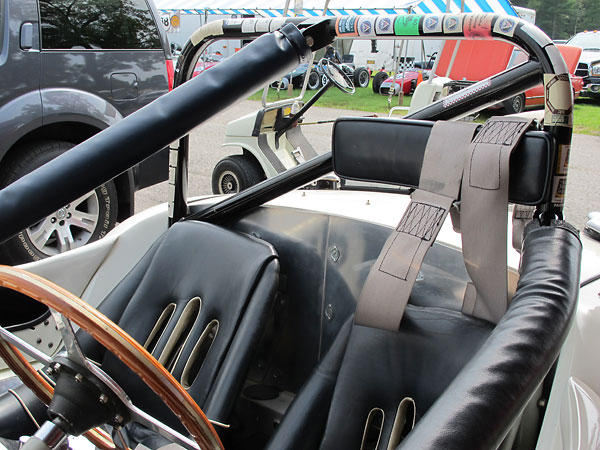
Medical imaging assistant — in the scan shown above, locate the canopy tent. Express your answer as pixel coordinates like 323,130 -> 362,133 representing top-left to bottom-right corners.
154,0 -> 519,17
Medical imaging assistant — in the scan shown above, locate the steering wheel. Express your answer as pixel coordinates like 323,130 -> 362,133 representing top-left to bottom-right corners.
318,58 -> 355,94
0,265 -> 223,450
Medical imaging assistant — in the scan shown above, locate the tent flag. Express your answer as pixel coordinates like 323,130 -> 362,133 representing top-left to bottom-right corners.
155,0 -> 518,17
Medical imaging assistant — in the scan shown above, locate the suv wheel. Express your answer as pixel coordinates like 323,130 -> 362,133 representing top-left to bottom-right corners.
0,141 -> 118,264
212,154 -> 265,194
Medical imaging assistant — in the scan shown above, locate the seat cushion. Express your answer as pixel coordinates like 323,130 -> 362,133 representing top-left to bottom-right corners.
265,306 -> 493,450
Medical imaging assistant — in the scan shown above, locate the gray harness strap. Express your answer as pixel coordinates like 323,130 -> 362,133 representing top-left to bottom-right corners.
460,117 -> 533,323
285,127 -> 319,160
355,121 -> 479,331
258,134 -> 287,173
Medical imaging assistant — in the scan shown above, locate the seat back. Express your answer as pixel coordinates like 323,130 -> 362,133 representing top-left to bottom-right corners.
78,220 -> 279,428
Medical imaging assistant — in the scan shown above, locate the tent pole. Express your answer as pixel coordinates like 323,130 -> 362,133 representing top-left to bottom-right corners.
444,0 -> 461,79
322,0 -> 331,16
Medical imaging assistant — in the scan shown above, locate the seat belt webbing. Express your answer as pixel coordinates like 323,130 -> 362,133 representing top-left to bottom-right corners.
355,121 -> 479,331
460,117 -> 533,323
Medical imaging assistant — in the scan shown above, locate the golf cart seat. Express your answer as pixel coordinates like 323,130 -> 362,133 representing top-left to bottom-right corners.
263,117 -> 581,450
0,220 -> 280,442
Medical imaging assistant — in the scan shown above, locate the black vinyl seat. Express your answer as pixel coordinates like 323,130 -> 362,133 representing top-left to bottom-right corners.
61,219 -> 277,444
0,220 -> 280,442
262,118 -> 581,450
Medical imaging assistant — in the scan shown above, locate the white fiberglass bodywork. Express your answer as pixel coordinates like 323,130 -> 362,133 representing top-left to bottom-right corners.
3,189 -> 600,450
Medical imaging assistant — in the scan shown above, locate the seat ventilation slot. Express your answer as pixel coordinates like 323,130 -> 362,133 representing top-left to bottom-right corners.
387,398 -> 416,450
181,319 -> 219,389
361,408 -> 384,450
158,297 -> 202,371
144,303 -> 176,354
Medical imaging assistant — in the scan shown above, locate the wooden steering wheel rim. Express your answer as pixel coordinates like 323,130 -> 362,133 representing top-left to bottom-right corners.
0,265 -> 223,450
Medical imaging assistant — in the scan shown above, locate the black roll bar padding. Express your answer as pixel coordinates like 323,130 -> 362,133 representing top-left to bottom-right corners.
0,24 -> 312,245
397,222 -> 582,450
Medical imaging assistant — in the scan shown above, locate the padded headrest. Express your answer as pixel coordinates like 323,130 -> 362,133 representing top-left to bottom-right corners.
332,117 -> 554,205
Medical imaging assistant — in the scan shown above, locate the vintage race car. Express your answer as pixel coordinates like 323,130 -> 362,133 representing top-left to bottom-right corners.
273,61 -> 370,91
378,69 -> 428,95
0,13 -> 597,450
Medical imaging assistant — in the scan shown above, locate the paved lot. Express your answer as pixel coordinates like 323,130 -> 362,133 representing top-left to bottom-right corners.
136,99 -> 600,231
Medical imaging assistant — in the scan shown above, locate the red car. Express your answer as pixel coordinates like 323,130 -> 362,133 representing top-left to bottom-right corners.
377,69 -> 426,96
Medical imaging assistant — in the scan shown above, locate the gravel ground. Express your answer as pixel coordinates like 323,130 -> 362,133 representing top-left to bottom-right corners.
136,99 -> 600,231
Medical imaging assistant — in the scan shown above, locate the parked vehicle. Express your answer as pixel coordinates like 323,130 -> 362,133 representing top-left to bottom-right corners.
274,57 -> 370,91
0,0 -> 172,265
378,69 -> 428,96
566,30 -> 600,98
215,58 -> 357,194
192,52 -> 224,77
0,13 -> 597,450
376,53 -> 436,96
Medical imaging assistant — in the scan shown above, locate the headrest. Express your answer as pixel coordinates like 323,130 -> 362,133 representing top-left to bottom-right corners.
332,117 -> 554,205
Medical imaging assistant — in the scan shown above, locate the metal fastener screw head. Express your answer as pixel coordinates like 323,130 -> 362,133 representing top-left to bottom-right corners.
325,304 -> 334,321
74,373 -> 83,383
305,36 -> 315,47
52,363 -> 61,372
99,394 -> 108,404
329,246 -> 340,262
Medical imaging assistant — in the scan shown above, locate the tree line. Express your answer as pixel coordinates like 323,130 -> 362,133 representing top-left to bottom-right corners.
512,0 -> 600,40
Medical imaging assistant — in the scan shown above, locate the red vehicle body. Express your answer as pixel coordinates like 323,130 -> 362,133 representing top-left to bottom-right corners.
378,70 -> 425,95
192,53 -> 224,77
435,40 -> 583,110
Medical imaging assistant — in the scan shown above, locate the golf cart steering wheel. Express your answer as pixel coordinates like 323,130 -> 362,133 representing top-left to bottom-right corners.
0,266 -> 223,450
319,58 -> 355,94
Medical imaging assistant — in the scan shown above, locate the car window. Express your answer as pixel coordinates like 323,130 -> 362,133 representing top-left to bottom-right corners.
566,33 -> 600,50
39,0 -> 161,50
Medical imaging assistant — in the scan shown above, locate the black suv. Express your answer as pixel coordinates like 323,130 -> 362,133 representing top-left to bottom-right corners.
0,0 -> 173,264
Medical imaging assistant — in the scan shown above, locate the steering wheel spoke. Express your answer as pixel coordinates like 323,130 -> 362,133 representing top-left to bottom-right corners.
51,312 -> 88,367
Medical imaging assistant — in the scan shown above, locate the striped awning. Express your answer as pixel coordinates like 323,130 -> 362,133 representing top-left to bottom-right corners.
155,0 -> 518,17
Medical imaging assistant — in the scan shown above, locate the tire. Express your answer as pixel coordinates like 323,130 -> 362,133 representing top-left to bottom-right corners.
211,154 -> 265,195
372,71 -> 388,94
0,140 -> 118,265
307,69 -> 321,90
271,77 -> 289,90
353,67 -> 370,88
502,94 -> 525,114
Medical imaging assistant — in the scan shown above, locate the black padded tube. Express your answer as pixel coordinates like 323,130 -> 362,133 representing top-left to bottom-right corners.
0,25 -> 310,244
397,222 -> 581,450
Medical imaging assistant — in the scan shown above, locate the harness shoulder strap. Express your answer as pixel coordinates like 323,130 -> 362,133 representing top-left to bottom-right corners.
355,121 -> 479,331
460,116 -> 533,323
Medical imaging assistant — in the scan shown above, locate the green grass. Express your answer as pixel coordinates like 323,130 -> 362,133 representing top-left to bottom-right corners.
248,83 -> 411,114
249,81 -> 600,135
573,99 -> 600,136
